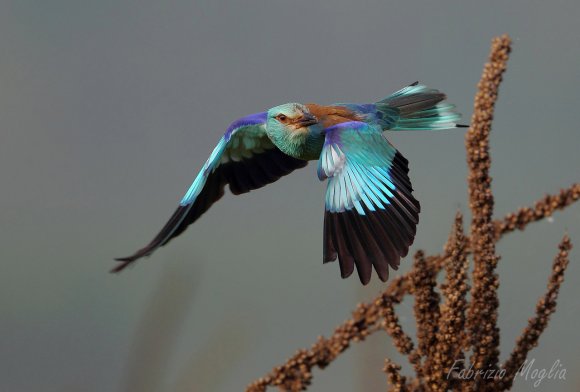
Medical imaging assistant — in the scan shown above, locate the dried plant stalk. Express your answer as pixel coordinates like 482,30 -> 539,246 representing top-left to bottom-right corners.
464,35 -> 511,388
246,300 -> 387,392
247,188 -> 577,392
411,250 -> 440,388
412,250 -> 441,359
247,182 -> 578,392
380,294 -> 418,366
384,359 -> 410,392
494,185 -> 580,237
495,236 -> 572,390
430,213 -> 469,392
386,183 -> 579,304
246,35 -> 577,392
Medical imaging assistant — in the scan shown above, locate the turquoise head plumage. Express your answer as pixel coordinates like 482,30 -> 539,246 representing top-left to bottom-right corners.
265,103 -> 322,160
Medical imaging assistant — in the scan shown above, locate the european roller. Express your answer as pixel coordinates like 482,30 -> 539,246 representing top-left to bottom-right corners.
114,82 -> 466,284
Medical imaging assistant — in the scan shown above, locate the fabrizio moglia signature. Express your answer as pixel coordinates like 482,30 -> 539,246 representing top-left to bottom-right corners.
517,359 -> 566,388
448,358 -> 566,388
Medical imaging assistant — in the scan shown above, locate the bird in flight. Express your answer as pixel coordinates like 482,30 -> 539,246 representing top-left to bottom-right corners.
114,82 -> 465,284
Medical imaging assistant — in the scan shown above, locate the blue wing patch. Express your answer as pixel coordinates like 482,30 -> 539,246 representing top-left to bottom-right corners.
318,121 -> 420,284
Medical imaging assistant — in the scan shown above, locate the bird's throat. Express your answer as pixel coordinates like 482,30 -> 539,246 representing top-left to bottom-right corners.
269,128 -> 324,161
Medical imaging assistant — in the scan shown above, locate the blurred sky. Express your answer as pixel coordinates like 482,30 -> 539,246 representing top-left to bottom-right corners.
1,1 -> 579,391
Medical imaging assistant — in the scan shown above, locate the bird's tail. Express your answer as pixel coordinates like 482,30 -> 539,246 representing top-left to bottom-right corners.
375,82 -> 467,131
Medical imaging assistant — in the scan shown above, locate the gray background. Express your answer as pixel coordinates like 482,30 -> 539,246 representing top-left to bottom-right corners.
1,1 -> 579,391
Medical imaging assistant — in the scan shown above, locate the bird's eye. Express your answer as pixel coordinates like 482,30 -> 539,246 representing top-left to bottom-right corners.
276,114 -> 288,122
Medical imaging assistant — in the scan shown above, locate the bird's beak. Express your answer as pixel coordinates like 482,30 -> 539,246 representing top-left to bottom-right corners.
297,113 -> 317,127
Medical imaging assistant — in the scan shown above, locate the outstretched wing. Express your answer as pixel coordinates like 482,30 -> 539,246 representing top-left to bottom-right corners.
113,112 -> 307,272
317,121 -> 420,284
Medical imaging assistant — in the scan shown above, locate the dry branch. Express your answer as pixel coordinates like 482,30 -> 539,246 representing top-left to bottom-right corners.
246,35 -> 577,392
464,34 -> 511,390
431,213 -> 469,392
495,236 -> 572,390
411,250 -> 440,388
247,182 -> 578,392
384,359 -> 410,392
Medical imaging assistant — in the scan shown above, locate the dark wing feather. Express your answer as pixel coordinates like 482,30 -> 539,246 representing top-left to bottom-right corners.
113,114 -> 307,272
318,121 -> 419,284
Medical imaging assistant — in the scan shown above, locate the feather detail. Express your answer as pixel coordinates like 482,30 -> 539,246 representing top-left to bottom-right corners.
332,82 -> 464,131
375,82 -> 463,130
319,121 -> 419,284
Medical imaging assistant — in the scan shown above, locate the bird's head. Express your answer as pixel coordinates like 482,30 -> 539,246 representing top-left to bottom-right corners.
265,103 -> 321,159
266,103 -> 319,139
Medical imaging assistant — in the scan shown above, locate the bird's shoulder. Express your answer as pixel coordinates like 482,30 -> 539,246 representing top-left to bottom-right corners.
224,112 -> 268,139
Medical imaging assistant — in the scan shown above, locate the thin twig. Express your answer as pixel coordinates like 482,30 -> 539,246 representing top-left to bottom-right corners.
495,236 -> 572,390
384,359 -> 410,392
380,294 -> 419,370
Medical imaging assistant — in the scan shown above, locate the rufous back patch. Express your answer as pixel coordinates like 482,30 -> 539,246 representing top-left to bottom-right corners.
305,103 -> 362,128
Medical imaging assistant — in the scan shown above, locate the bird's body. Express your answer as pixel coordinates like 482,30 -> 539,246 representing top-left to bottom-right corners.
114,82 -> 465,284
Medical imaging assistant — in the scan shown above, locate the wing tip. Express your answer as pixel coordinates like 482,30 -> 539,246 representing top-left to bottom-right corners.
323,200 -> 419,285
323,253 -> 337,264
110,256 -> 137,273
357,272 -> 372,285
111,248 -> 153,273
